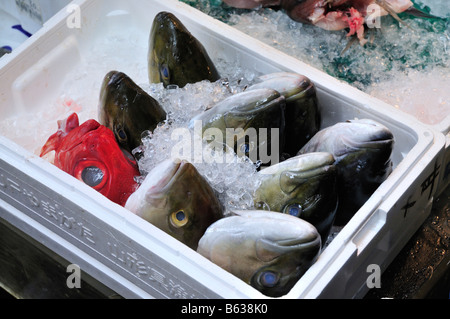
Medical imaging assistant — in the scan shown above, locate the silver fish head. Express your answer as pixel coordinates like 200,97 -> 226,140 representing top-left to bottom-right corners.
254,152 -> 338,241
125,159 -> 223,250
197,210 -> 321,297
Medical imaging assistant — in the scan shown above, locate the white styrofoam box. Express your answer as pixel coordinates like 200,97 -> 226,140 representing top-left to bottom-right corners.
0,0 -> 446,299
437,134 -> 450,194
433,119 -> 450,196
0,0 -> 72,34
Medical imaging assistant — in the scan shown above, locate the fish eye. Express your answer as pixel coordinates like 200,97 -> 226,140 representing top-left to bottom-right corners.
81,166 -> 105,188
170,210 -> 188,228
115,124 -> 127,143
239,141 -> 256,157
118,129 -> 127,141
160,64 -> 170,82
259,271 -> 280,288
284,204 -> 303,217
240,143 -> 250,155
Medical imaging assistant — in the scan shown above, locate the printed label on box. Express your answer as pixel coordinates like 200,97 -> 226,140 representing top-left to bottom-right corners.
0,158 -> 217,299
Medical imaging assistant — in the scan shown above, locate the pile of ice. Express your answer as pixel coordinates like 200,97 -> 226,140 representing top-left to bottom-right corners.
136,80 -> 262,215
182,0 -> 450,126
367,66 -> 450,125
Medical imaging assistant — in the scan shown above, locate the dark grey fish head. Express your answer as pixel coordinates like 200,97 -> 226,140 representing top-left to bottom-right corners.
254,152 -> 338,240
148,11 -> 220,88
191,88 -> 286,162
197,210 -> 321,297
98,71 -> 167,154
298,119 -> 395,225
299,119 -> 394,162
248,72 -> 316,102
248,72 -> 320,155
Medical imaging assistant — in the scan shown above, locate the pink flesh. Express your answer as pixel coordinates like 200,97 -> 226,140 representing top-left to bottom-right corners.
307,0 -> 412,44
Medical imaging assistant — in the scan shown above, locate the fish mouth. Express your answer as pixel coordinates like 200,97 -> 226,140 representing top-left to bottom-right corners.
262,153 -> 335,192
140,160 -> 188,209
341,133 -> 394,152
250,73 -> 315,100
106,70 -> 124,87
276,235 -> 320,249
293,164 -> 335,180
153,11 -> 184,41
151,159 -> 188,193
279,164 -> 335,194
227,89 -> 282,114
155,11 -> 177,24
336,120 -> 395,152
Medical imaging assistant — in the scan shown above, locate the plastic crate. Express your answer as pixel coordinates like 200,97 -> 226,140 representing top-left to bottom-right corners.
0,0 -> 446,299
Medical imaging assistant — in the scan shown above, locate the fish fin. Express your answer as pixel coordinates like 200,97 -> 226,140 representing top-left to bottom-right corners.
368,28 -> 377,44
58,113 -> 80,134
404,7 -> 446,20
341,36 -> 358,55
40,113 -> 80,157
376,0 -> 414,30
40,131 -> 61,157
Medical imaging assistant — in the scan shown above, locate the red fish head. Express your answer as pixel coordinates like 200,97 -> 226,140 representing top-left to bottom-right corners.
41,113 -> 141,206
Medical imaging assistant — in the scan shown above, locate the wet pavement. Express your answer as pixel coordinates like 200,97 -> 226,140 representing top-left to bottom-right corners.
365,184 -> 450,299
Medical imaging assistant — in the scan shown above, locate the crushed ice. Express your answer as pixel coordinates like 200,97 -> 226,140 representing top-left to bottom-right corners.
135,79 -> 263,215
183,0 -> 450,126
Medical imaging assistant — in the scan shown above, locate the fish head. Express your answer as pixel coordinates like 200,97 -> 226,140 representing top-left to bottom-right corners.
329,119 -> 395,175
249,72 -> 316,102
98,71 -> 167,154
298,119 -> 395,225
40,113 -> 140,206
248,72 -> 320,155
198,210 -> 321,297
336,119 -> 395,191
300,119 -> 394,164
255,152 -> 338,239
125,159 -> 223,250
148,11 -> 220,88
193,88 -> 286,161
